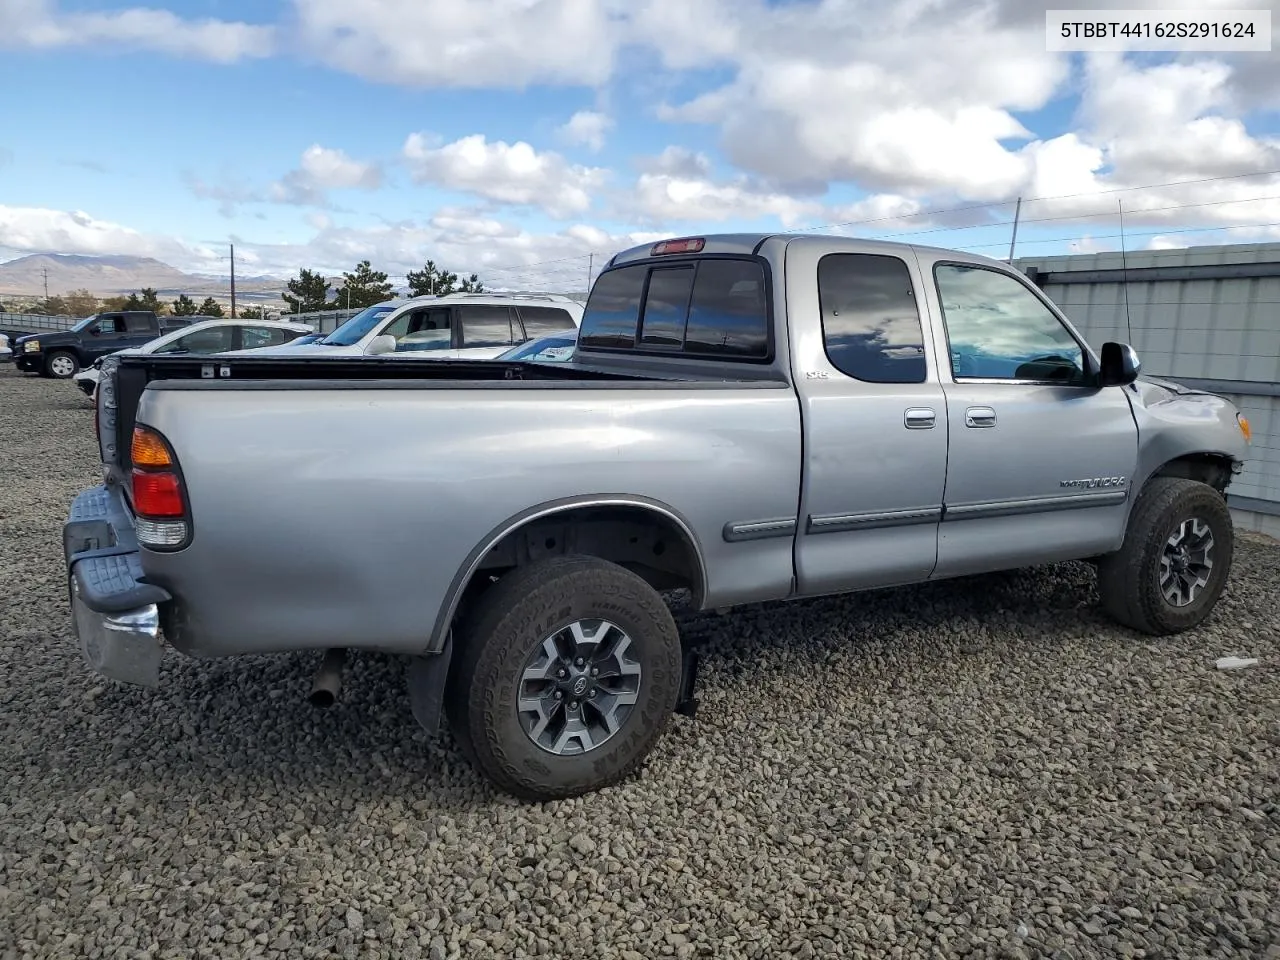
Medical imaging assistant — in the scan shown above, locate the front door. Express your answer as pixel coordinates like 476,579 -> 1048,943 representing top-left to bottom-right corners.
922,260 -> 1139,578
457,305 -> 520,357
86,313 -> 130,360
791,242 -> 949,596
383,307 -> 454,355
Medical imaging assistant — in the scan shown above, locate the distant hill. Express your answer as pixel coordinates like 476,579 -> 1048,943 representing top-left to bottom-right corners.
0,253 -> 279,298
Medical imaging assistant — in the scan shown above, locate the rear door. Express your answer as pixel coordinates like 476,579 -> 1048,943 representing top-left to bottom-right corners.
238,325 -> 304,350
789,241 -> 949,594
517,305 -> 578,340
121,313 -> 161,349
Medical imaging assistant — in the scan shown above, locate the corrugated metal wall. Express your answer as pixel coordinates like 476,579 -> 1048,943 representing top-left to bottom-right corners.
1015,242 -> 1280,535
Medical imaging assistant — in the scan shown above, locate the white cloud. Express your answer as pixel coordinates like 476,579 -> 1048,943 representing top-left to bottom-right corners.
0,204 -> 218,267
559,111 -> 614,152
291,0 -> 621,88
628,170 -> 819,227
269,145 -> 383,206
0,0 -> 273,62
402,133 -> 608,218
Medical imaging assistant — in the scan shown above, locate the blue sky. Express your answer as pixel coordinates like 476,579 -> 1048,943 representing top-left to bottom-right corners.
2,0 -> 1279,291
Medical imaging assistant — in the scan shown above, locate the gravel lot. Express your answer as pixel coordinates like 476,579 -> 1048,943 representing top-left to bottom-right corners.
0,363 -> 1277,960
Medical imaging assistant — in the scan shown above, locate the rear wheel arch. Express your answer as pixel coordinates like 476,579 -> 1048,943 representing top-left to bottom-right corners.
431,496 -> 708,653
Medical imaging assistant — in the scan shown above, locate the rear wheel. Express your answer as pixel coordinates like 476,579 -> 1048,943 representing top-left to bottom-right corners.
1097,477 -> 1234,635
445,555 -> 682,799
45,351 -> 80,379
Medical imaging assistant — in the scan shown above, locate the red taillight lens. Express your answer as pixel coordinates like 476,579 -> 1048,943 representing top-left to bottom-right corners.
132,469 -> 185,517
651,237 -> 705,256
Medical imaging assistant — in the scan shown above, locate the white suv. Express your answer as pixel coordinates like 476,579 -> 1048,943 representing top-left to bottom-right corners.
231,294 -> 583,360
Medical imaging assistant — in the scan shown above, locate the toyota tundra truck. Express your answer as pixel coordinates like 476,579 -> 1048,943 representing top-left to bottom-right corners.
62,233 -> 1253,800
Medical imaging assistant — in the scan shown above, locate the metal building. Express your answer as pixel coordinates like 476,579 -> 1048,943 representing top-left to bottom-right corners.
1016,242 -> 1280,538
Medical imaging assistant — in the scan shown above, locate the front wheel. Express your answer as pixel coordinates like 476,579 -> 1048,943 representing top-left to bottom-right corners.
1097,477 -> 1234,635
445,555 -> 683,800
44,350 -> 80,379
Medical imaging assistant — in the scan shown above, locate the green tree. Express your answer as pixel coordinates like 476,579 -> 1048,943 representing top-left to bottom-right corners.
100,295 -> 129,311
197,297 -> 225,317
171,294 -> 199,316
407,260 -> 458,297
331,260 -> 394,310
122,287 -> 165,314
32,295 -> 70,316
239,306 -> 267,319
64,289 -> 98,318
282,268 -> 331,314
459,273 -> 485,293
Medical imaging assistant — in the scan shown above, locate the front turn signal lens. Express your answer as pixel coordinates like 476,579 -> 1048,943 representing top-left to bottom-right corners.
1238,414 -> 1252,444
131,425 -> 173,468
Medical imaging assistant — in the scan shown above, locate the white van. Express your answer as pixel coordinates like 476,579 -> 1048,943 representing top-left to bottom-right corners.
231,294 -> 583,360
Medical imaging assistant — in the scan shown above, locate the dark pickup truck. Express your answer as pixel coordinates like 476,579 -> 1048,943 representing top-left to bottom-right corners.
13,311 -> 193,379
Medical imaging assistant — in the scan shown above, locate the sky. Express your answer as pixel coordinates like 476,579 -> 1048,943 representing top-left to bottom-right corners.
2,0 -> 1280,293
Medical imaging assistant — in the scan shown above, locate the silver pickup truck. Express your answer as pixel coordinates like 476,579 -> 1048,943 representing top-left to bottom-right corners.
64,233 -> 1252,799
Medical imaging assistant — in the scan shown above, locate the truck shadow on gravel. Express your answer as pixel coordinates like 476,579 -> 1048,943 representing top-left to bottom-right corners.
21,554 -> 1259,809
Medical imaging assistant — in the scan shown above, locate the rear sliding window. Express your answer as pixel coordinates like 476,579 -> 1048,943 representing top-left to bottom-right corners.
578,258 -> 770,360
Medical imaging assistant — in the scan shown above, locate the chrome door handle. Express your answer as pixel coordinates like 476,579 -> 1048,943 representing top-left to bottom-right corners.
904,407 -> 936,429
965,406 -> 996,428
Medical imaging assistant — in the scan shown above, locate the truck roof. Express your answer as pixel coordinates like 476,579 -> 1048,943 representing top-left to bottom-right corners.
605,232 -> 1015,272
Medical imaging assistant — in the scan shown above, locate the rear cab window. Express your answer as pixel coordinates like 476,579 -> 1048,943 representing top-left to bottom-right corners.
579,257 -> 771,360
817,253 -> 928,383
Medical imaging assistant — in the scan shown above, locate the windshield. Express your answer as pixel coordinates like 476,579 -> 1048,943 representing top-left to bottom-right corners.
319,303 -> 397,346
71,314 -> 99,332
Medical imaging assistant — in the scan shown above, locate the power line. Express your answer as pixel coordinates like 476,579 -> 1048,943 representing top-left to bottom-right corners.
957,218 -> 1280,253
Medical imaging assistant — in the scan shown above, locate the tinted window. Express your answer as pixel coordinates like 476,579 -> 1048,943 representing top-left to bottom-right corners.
241,326 -> 295,349
934,264 -> 1085,383
459,306 -> 515,347
391,307 -> 453,353
99,315 -> 125,334
683,260 -> 769,359
518,306 -> 577,337
155,327 -> 235,354
123,314 -> 154,333
639,267 -> 694,347
580,265 -> 646,348
817,254 -> 926,383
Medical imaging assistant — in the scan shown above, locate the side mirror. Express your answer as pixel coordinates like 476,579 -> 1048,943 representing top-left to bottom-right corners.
367,334 -> 398,356
1099,341 -> 1141,387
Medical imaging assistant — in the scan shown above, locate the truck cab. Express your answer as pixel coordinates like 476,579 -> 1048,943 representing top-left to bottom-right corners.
14,311 -> 192,378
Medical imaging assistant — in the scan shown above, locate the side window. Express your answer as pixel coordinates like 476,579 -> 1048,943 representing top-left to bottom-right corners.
123,314 -> 153,333
934,264 -> 1085,383
393,308 -> 453,352
154,327 -> 235,354
98,314 -> 125,334
517,306 -> 578,337
683,259 -> 769,359
241,326 -> 293,349
459,306 -> 516,347
580,265 -> 647,348
817,253 -> 926,384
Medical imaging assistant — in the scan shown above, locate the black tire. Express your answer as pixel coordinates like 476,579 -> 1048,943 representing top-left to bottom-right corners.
445,555 -> 682,800
44,350 -> 80,379
1097,477 -> 1234,635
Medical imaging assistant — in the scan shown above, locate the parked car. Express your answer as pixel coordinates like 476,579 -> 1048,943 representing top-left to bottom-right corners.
64,233 -> 1251,800
71,318 -> 316,400
0,331 -> 11,363
12,310 -> 195,378
229,294 -> 582,360
495,332 -> 577,363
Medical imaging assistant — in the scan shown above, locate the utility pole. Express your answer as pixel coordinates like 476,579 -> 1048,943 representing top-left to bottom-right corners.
586,253 -> 593,298
1008,197 -> 1023,262
229,243 -> 237,318
42,268 -> 49,301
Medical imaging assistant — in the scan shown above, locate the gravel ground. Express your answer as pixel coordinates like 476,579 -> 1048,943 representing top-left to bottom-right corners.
1,363 -> 1277,960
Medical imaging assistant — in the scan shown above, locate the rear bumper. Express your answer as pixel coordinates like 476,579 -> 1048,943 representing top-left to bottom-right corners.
63,484 -> 172,687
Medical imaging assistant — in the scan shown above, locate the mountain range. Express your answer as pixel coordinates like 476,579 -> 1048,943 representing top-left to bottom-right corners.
0,253 -> 280,299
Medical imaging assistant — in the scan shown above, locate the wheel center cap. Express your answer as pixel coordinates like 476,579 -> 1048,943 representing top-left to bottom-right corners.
571,675 -> 590,696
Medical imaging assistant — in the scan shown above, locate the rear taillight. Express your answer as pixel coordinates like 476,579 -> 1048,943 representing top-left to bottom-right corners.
130,424 -> 190,549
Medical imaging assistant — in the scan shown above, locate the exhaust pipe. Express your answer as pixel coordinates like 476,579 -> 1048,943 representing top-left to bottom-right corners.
309,647 -> 347,708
